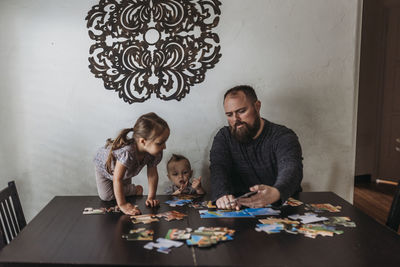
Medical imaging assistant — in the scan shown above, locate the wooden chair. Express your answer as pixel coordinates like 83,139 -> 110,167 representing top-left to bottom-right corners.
386,182 -> 400,232
0,181 -> 26,248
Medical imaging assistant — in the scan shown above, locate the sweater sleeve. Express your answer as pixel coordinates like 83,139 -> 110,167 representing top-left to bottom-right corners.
272,130 -> 303,203
209,129 -> 234,201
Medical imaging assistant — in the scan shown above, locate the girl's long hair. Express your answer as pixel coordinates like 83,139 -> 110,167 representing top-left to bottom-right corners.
105,112 -> 169,174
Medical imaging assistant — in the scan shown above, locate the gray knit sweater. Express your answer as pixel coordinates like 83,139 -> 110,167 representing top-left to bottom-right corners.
210,119 -> 303,203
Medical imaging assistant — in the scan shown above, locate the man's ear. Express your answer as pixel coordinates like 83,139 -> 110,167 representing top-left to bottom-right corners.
254,100 -> 261,113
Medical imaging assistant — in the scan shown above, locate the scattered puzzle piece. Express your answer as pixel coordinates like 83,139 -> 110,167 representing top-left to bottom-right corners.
323,216 -> 356,227
122,228 -> 154,241
144,238 -> 184,254
165,228 -> 192,240
130,214 -> 159,224
298,224 -> 344,239
156,210 -> 187,221
83,206 -> 120,215
284,197 -> 303,207
206,201 -> 216,209
288,213 -> 328,224
165,198 -> 193,207
305,203 -> 342,213
199,209 -> 254,218
186,227 -> 235,247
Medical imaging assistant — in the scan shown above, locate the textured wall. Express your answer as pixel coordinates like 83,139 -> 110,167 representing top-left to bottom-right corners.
0,0 -> 361,221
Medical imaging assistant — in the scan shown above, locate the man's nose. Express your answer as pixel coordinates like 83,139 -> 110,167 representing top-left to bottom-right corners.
234,112 -> 241,120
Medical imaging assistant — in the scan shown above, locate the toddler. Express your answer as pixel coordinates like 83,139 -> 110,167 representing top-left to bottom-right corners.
165,154 -> 205,195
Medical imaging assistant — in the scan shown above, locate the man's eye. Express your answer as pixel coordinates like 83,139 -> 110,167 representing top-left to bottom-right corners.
238,109 -> 246,113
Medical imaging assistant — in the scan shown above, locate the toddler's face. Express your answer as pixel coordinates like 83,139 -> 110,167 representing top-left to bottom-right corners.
167,160 -> 192,187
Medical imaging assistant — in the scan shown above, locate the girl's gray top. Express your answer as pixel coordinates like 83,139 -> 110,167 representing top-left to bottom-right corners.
94,144 -> 162,180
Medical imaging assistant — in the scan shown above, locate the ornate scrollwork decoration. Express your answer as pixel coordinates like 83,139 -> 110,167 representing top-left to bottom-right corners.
86,0 -> 222,104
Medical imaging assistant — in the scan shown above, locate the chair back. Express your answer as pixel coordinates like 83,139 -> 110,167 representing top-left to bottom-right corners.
0,181 -> 26,248
386,182 -> 400,232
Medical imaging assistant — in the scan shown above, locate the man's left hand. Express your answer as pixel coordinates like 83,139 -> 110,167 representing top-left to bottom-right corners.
237,185 -> 280,208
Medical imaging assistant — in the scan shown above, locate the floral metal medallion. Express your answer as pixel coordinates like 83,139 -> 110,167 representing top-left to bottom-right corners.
86,0 -> 222,103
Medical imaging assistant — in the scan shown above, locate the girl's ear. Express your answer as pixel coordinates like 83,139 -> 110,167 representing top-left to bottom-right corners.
190,170 -> 193,178
138,137 -> 147,147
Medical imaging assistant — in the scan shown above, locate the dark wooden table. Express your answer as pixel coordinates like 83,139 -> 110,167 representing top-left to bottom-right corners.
0,192 -> 399,267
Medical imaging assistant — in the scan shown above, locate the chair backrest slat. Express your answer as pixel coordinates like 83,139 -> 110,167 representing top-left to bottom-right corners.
0,214 -> 9,245
0,202 -> 13,244
5,198 -> 18,237
8,197 -> 21,233
0,181 -> 26,249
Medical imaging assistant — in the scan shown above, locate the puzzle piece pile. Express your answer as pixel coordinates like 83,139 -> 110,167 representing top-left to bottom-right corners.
164,227 -> 235,248
122,226 -> 235,254
256,209 -> 356,239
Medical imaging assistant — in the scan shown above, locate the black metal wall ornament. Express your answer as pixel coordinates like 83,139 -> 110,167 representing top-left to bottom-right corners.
86,0 -> 222,104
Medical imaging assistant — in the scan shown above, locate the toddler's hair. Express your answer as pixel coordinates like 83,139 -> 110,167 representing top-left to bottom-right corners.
167,154 -> 191,172
105,112 -> 169,174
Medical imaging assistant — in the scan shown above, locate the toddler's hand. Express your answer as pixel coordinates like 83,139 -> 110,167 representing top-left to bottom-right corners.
146,197 -> 160,207
172,188 -> 183,195
191,176 -> 202,190
180,180 -> 189,190
120,203 -> 141,215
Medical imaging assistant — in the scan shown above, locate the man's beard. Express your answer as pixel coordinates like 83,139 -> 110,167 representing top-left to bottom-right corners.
230,114 -> 261,143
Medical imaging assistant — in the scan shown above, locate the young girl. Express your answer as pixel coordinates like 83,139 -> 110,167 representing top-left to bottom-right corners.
94,112 -> 169,215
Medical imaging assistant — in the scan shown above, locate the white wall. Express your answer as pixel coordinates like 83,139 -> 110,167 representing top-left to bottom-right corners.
0,0 -> 361,221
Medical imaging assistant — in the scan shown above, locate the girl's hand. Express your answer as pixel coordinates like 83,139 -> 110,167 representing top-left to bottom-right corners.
145,197 -> 160,207
191,176 -> 202,190
119,203 -> 141,215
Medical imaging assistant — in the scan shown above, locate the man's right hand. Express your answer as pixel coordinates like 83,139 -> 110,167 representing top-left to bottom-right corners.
216,195 -> 240,210
119,203 -> 141,215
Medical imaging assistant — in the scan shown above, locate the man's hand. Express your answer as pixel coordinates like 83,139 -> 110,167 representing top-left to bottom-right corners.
119,203 -> 141,215
145,197 -> 160,207
237,185 -> 280,208
216,195 -> 240,210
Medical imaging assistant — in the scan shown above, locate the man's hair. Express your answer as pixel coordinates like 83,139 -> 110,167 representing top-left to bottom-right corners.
167,154 -> 191,172
223,85 -> 258,103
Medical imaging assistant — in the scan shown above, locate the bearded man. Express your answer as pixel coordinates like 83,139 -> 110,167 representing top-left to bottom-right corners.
210,85 -> 303,210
